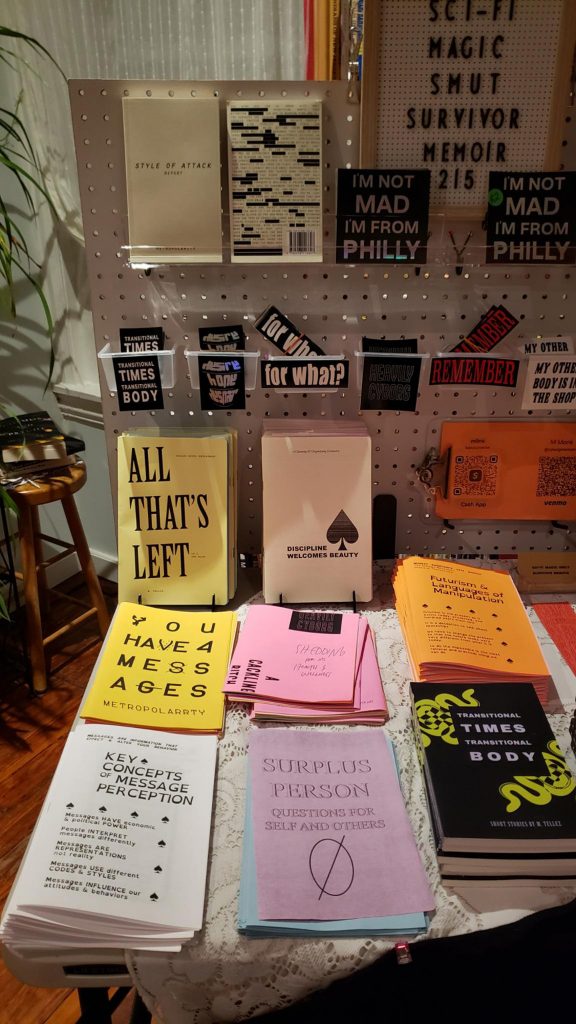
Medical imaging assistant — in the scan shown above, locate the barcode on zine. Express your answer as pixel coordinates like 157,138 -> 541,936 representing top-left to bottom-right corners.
288,229 -> 316,254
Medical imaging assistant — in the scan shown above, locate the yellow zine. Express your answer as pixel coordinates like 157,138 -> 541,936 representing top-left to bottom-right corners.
517,552 -> 576,594
80,602 -> 236,733
118,433 -> 230,606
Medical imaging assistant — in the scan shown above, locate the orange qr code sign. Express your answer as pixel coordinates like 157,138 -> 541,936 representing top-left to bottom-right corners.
452,454 -> 499,497
435,422 -> 576,520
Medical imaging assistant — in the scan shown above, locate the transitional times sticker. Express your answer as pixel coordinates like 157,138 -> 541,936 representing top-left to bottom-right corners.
112,354 -> 164,410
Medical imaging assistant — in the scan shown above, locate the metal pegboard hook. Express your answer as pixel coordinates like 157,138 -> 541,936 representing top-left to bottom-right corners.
416,446 -> 450,496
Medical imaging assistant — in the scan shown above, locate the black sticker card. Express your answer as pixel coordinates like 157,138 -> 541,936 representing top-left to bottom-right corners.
198,324 -> 246,351
112,355 -> 164,410
359,338 -> 421,411
254,305 -> 325,357
336,169 -> 430,264
197,355 -> 246,410
260,357 -> 348,390
289,611 -> 343,634
451,305 -> 519,353
429,356 -> 519,388
119,327 -> 165,352
486,171 -> 576,265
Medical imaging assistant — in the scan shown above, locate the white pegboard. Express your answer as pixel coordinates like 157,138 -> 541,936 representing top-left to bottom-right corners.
69,78 -> 576,569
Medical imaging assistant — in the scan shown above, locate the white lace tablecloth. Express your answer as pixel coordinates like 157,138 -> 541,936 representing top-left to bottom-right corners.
127,567 -> 576,1023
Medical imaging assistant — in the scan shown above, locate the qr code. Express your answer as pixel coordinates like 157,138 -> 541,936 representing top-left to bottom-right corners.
536,456 -> 576,496
452,454 -> 498,496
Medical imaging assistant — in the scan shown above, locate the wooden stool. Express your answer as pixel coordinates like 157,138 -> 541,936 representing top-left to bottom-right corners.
11,461 -> 110,696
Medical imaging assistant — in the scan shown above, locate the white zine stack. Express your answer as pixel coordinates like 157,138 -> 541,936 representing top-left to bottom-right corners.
0,725 -> 217,952
261,420 -> 373,604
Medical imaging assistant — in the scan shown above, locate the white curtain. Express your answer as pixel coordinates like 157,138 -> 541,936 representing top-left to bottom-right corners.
2,0 -> 304,80
0,0 -> 305,393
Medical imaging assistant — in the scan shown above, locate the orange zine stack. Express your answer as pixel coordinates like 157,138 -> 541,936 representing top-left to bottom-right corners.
393,556 -> 553,706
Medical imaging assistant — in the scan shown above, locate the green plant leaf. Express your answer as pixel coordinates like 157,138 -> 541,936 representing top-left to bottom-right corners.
0,48 -> 23,75
0,192 -> 15,252
0,23 -> 62,383
0,484 -> 18,516
0,108 -> 39,164
11,249 -> 53,335
0,27 -> 64,76
0,592 -> 10,622
0,151 -> 55,213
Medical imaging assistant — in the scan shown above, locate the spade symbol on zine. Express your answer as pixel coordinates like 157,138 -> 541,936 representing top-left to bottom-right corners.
327,510 -> 358,551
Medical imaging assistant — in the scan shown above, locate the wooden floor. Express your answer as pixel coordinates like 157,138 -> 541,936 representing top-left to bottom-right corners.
0,575 -> 154,1023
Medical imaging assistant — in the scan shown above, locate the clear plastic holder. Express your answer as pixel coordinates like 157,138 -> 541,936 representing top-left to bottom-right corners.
97,342 -> 176,391
432,350 -> 524,357
261,353 -> 349,392
184,350 -> 260,390
354,351 -> 430,389
121,243 -> 224,268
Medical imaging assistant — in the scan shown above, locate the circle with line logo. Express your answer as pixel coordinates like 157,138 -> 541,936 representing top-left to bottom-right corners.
309,836 -> 354,899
